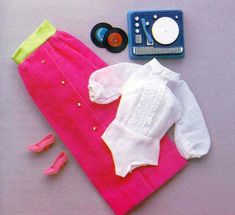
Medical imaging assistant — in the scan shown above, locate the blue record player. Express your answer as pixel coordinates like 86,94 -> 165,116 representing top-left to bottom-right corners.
127,10 -> 184,59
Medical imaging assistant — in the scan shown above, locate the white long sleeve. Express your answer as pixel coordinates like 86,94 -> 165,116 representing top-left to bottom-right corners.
88,63 -> 142,104
174,80 -> 211,159
88,58 -> 211,177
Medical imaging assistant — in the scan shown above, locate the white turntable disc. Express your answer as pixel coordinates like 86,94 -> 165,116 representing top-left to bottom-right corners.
152,17 -> 179,45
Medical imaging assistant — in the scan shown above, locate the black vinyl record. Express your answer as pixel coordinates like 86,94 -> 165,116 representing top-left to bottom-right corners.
90,22 -> 113,48
103,28 -> 128,53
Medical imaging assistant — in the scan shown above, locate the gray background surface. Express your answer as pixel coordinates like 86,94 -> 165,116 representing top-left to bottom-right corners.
1,0 -> 235,214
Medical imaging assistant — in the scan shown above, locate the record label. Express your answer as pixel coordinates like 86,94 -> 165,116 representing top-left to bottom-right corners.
107,33 -> 123,47
96,28 -> 108,43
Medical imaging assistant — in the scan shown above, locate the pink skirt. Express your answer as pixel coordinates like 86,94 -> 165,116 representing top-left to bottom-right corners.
12,20 -> 188,214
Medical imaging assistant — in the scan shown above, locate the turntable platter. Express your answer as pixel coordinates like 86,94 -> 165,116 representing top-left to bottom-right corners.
152,17 -> 179,45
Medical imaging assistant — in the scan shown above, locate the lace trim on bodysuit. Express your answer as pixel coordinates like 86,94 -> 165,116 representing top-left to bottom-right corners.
127,77 -> 167,135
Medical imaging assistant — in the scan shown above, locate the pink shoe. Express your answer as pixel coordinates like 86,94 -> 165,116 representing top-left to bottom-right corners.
44,152 -> 68,175
28,134 -> 55,152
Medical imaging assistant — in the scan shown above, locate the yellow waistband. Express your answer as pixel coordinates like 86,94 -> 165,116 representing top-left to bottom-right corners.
12,20 -> 56,64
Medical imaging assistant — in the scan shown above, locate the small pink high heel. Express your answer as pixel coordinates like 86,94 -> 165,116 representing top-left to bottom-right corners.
28,134 -> 55,152
44,152 -> 68,175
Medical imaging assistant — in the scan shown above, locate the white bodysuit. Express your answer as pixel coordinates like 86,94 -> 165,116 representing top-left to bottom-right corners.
88,59 -> 211,177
